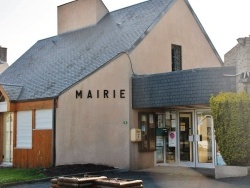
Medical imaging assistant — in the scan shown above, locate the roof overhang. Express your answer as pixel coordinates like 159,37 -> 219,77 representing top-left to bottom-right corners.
0,84 -> 22,112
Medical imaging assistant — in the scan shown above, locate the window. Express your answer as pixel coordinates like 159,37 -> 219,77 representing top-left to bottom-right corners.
36,109 -> 53,129
172,44 -> 182,71
16,111 -> 32,148
138,113 -> 156,152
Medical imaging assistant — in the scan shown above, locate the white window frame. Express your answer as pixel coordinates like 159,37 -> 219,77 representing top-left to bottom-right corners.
36,109 -> 53,130
16,111 -> 32,149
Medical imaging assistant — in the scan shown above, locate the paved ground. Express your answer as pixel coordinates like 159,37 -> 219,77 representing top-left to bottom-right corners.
5,167 -> 250,188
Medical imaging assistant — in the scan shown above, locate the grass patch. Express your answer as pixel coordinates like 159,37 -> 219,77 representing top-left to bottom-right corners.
0,168 -> 46,184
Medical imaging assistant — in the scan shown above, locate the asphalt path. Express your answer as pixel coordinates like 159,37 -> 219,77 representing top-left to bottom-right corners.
6,171 -> 250,188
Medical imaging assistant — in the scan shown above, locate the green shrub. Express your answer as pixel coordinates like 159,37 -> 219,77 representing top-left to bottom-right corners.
210,92 -> 250,166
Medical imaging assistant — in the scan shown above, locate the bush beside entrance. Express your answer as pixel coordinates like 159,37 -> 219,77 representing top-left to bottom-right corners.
210,92 -> 250,166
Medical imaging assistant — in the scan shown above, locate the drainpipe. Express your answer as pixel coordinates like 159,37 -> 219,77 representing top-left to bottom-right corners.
52,97 -> 57,167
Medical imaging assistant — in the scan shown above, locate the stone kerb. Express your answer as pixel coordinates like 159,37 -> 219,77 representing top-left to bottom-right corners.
215,165 -> 250,179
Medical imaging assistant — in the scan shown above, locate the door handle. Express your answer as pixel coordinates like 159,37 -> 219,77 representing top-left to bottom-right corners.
188,135 -> 194,142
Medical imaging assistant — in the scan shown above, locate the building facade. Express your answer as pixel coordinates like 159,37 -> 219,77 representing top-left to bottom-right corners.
0,0 -> 237,169
224,36 -> 250,93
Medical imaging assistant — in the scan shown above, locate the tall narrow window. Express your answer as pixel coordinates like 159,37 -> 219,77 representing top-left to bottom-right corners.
172,44 -> 182,71
16,111 -> 32,148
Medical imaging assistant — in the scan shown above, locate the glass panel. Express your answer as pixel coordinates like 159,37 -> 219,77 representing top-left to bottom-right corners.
166,133 -> 176,163
156,136 -> 164,163
197,113 -> 213,163
149,114 -> 156,150
140,115 -> 148,151
179,113 -> 193,162
139,113 -> 156,152
3,113 -> 13,163
166,111 -> 176,163
157,114 -> 164,128
156,114 -> 164,163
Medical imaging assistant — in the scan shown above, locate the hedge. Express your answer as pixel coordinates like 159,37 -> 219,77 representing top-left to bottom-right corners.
210,92 -> 250,166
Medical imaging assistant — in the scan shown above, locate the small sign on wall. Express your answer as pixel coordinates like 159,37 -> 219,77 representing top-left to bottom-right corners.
168,131 -> 176,147
130,128 -> 141,142
123,121 -> 128,125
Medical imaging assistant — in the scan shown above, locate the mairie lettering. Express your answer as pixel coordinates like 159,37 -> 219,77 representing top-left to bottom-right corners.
76,90 -> 126,99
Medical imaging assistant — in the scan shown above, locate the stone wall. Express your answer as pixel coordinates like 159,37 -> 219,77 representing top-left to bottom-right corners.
224,36 -> 250,93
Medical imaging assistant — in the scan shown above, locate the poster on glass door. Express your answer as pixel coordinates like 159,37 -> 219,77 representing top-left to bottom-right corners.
168,131 -> 176,147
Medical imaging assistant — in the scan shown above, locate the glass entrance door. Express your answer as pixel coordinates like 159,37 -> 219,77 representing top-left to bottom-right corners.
196,111 -> 215,168
179,112 -> 195,167
155,110 -> 215,168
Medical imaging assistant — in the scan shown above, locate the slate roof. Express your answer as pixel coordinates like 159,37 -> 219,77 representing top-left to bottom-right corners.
2,84 -> 23,101
132,66 -> 236,108
0,0 -> 221,102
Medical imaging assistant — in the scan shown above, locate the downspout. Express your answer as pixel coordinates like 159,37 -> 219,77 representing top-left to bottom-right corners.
52,97 -> 57,167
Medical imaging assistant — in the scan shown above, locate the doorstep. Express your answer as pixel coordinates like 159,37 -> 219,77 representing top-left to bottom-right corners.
0,162 -> 13,168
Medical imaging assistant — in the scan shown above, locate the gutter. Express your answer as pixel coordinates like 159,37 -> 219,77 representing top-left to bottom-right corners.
52,97 -> 58,167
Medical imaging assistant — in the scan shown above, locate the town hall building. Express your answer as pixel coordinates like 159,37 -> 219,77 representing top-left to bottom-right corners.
0,0 -> 236,169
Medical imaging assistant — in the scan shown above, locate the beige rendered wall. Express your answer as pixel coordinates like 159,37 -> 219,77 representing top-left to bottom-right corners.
130,0 -> 222,75
56,54 -> 132,169
57,0 -> 108,34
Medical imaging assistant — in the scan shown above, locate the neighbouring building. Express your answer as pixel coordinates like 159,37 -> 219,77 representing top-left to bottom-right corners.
224,36 -> 250,93
0,47 -> 9,74
0,0 -> 237,169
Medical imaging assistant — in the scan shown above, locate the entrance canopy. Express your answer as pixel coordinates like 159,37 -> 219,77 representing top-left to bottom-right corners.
132,66 -> 236,109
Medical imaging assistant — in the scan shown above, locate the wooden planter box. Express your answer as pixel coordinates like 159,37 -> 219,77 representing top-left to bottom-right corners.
94,178 -> 143,188
51,175 -> 107,187
215,165 -> 250,179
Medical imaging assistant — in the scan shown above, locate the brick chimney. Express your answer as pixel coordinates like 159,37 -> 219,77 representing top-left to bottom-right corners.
57,0 -> 109,34
0,47 -> 7,63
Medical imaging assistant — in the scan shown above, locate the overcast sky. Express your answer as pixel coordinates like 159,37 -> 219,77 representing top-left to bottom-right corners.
1,0 -> 250,65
